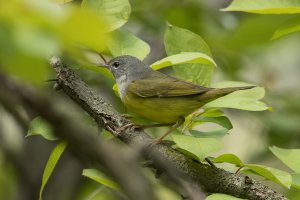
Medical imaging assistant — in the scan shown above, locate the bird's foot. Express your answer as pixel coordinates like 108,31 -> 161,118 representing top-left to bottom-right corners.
116,123 -> 141,133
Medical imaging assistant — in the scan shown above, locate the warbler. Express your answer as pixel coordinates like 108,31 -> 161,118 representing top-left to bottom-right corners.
102,55 -> 254,142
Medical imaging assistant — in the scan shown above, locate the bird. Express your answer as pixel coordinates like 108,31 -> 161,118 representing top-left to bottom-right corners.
102,55 -> 254,143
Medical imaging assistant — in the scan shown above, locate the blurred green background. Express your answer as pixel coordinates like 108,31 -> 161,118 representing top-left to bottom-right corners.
1,0 -> 300,199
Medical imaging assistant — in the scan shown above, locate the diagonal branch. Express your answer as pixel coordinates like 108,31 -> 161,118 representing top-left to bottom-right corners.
49,57 -> 287,200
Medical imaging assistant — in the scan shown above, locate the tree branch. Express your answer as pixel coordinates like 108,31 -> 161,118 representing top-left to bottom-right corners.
48,57 -> 287,200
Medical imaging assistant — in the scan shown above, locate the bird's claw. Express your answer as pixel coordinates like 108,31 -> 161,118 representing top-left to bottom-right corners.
116,123 -> 141,133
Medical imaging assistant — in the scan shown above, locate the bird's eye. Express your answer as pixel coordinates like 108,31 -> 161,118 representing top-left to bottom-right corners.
112,61 -> 120,68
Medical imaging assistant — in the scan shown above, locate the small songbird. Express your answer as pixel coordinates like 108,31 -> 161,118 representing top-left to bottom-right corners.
103,55 -> 254,142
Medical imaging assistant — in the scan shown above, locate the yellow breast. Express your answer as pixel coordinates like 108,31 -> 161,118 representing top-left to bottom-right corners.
121,92 -> 203,124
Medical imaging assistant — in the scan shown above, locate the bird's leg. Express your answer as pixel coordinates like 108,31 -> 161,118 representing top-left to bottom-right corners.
151,116 -> 185,145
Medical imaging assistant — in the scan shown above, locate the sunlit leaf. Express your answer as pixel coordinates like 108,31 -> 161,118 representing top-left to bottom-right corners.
107,30 -> 150,60
213,153 -> 244,166
27,117 -> 58,141
244,164 -> 292,188
204,82 -> 270,111
164,24 -> 214,86
221,0 -> 300,14
151,52 -> 216,70
206,193 -> 245,200
272,16 -> 300,39
172,135 -> 222,161
82,0 -> 131,32
201,109 -> 224,117
82,168 -> 120,191
205,97 -> 269,111
39,141 -> 67,200
269,146 -> 300,173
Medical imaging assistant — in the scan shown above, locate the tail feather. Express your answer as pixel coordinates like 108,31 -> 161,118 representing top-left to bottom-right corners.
197,86 -> 255,103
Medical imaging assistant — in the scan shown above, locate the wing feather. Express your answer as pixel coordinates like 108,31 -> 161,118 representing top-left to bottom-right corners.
127,71 -> 210,98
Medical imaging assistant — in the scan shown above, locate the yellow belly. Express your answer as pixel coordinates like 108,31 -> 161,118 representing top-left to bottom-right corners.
122,93 -> 203,124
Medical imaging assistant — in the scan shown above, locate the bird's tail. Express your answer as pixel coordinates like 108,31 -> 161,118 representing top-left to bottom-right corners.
197,86 -> 255,104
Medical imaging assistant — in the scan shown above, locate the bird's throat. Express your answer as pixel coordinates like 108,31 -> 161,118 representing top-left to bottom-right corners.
116,74 -> 128,100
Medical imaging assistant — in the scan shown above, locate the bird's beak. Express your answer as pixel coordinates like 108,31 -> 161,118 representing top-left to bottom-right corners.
100,63 -> 109,69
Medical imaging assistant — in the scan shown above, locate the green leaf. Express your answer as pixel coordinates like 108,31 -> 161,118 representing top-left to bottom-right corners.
192,116 -> 233,130
81,0 -> 131,32
272,16 -> 300,39
164,24 -> 214,86
164,24 -> 212,56
151,52 -> 216,70
61,9 -> 108,52
172,135 -> 222,161
204,82 -> 270,111
205,97 -> 269,111
201,109 -> 224,117
189,129 -> 228,139
292,173 -> 300,190
107,30 -> 150,60
39,141 -> 67,200
214,152 -> 292,188
213,153 -> 244,166
82,168 -> 120,191
269,146 -> 300,173
244,164 -> 292,188
221,0 -> 300,14
206,193 -> 245,200
27,117 -> 58,141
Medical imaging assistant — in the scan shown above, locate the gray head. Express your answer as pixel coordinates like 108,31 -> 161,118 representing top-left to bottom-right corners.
105,55 -> 151,82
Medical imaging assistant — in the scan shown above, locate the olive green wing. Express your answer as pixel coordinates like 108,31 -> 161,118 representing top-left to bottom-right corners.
127,71 -> 211,98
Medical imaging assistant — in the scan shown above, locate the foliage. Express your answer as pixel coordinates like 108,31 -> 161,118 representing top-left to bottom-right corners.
222,0 -> 300,14
82,169 -> 121,191
164,24 -> 214,86
27,117 -> 58,141
107,29 -> 150,60
214,153 -> 292,188
39,141 -> 67,200
222,0 -> 300,39
1,0 -> 300,199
